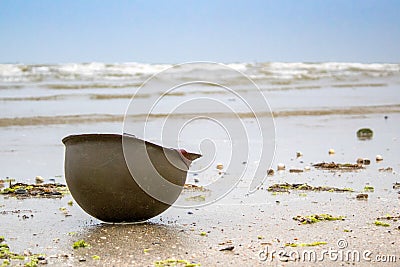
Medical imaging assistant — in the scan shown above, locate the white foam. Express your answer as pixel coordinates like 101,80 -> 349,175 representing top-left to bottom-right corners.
0,62 -> 399,83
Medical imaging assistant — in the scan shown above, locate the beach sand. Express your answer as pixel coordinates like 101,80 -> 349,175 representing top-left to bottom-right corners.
1,62 -> 400,266
1,114 -> 399,266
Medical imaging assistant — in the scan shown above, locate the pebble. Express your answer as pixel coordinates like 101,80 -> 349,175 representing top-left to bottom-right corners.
219,245 -> 234,251
216,163 -> 223,170
194,178 -> 199,183
363,158 -> 371,165
296,151 -> 303,158
35,176 -> 44,184
277,163 -> 285,171
356,158 -> 364,164
328,148 -> 335,155
267,169 -> 274,176
376,155 -> 383,162
304,166 -> 311,171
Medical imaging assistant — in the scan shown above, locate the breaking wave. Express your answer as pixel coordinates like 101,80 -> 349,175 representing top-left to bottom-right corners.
1,62 -> 399,83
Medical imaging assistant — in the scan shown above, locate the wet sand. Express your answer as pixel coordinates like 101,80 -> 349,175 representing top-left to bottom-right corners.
1,113 -> 399,266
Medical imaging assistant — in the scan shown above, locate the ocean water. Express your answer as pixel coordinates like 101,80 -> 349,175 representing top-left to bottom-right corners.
1,62 -> 399,120
0,62 -> 399,182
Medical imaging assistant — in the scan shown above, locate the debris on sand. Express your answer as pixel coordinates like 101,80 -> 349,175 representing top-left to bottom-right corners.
312,162 -> 364,171
285,241 -> 327,247
362,158 -> 371,165
363,186 -> 374,192
72,240 -> 90,249
185,195 -> 206,202
379,167 -> 393,172
392,182 -> 400,189
376,215 -> 400,221
154,258 -> 200,267
35,176 -> 45,184
277,163 -> 286,171
293,214 -> 345,224
0,236 -> 45,264
289,169 -> 304,173
183,184 -> 208,192
374,221 -> 390,227
219,245 -> 234,251
0,182 -> 68,198
356,193 -> 368,200
357,128 -> 373,140
267,183 -> 354,193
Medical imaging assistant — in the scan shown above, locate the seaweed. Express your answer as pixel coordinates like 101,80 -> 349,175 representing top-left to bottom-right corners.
183,184 -> 208,192
0,182 -> 69,198
285,241 -> 327,247
154,258 -> 200,267
374,221 -> 390,227
312,162 -> 364,170
0,237 -> 45,266
24,258 -> 38,267
267,183 -> 354,193
293,214 -> 345,224
393,182 -> 400,190
357,128 -> 373,140
356,193 -> 368,200
289,169 -> 304,173
376,215 -> 400,221
363,186 -> 374,192
72,240 -> 90,249
185,195 -> 206,202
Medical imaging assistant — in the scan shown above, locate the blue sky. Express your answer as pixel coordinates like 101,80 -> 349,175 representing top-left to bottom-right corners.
0,0 -> 399,63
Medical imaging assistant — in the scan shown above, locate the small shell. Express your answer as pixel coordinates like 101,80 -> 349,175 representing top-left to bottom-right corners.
277,163 -> 286,171
304,166 -> 311,171
328,149 -> 335,155
216,163 -> 223,170
35,175 -> 44,184
376,155 -> 383,162
296,151 -> 303,158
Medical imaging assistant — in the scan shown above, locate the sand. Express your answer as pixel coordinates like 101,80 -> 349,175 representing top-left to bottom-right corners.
1,113 -> 399,266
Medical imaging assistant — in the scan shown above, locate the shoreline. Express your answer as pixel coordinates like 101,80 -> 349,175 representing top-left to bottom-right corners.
1,112 -> 399,266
